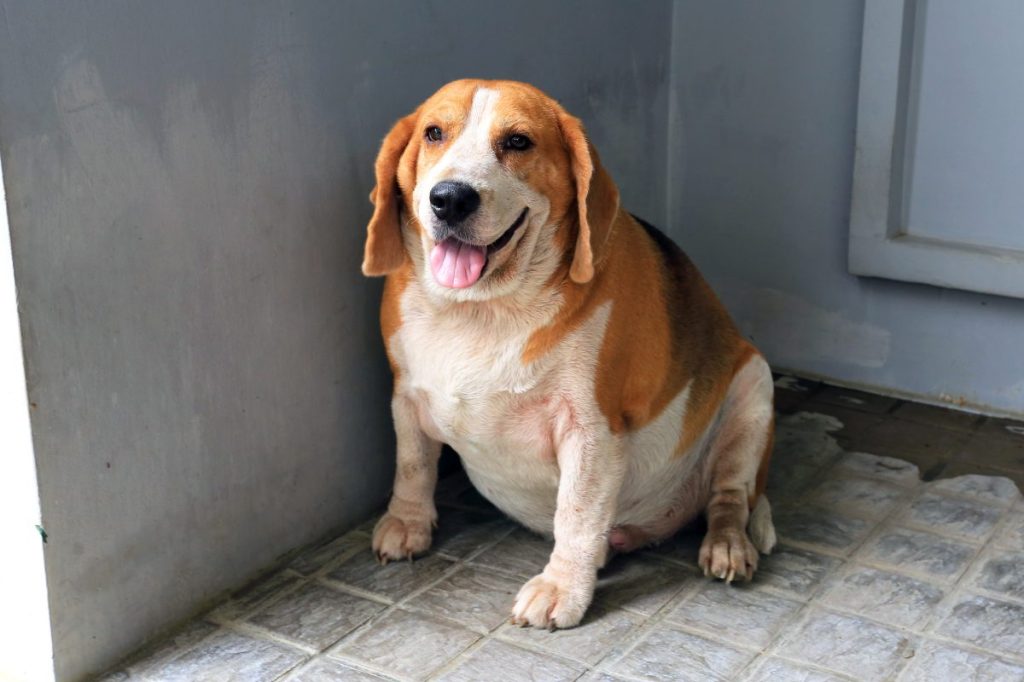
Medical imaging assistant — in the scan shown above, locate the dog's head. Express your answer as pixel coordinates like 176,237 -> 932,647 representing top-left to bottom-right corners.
362,79 -> 619,300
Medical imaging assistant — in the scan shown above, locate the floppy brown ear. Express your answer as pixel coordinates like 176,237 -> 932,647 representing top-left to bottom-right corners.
362,112 -> 418,276
558,112 -> 620,284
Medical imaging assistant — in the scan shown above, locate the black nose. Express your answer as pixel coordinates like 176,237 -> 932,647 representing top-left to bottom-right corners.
429,181 -> 480,225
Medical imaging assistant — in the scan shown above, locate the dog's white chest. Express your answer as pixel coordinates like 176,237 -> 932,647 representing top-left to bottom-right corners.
390,293 -> 613,532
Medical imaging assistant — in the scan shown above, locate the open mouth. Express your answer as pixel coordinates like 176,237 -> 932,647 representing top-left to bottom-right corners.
429,208 -> 529,289
486,207 -> 529,256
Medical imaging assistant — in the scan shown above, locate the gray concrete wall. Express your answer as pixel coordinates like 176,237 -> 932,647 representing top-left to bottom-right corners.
668,0 -> 1024,415
0,2 -> 670,679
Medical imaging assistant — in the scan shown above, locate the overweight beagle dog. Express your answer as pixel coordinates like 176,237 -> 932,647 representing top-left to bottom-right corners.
362,79 -> 776,629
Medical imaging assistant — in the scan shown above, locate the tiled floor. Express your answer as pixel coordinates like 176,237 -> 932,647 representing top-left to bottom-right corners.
102,378 -> 1024,681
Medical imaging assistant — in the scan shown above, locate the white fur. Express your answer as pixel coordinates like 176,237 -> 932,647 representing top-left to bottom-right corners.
393,284 -> 610,533
748,495 -> 776,554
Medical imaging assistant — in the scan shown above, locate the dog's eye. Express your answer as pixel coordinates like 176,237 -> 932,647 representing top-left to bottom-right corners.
504,134 -> 533,151
425,126 -> 443,143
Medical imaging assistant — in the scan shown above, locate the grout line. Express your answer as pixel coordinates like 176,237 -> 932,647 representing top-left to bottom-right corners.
326,650 -> 418,682
310,577 -> 395,607
743,440 -> 937,680
425,636 -> 493,680
740,648 -> 862,682
586,575 -> 709,677
196,508 -> 519,681
316,523 -> 517,670
216,619 -> 318,656
278,654 -> 400,682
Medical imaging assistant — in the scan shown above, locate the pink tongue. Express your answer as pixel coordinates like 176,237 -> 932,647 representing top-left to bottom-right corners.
429,238 -> 486,288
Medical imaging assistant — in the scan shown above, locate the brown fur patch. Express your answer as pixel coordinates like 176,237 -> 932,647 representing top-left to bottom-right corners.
525,212 -> 750,438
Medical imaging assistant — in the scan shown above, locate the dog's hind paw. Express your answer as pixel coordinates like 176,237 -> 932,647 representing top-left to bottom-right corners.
698,528 -> 759,583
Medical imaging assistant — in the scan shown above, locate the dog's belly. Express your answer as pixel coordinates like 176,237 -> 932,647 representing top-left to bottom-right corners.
414,387 -> 563,533
420,381 -> 713,540
459,442 -> 561,534
614,386 -> 712,538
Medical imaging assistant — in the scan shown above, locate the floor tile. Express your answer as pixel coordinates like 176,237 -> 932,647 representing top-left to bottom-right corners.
495,606 -> 642,666
848,419 -> 969,478
939,461 -> 1024,495
891,401 -> 983,432
815,385 -> 899,414
325,550 -> 454,601
929,473 -> 1023,507
816,566 -> 943,630
403,564 -> 521,632
775,389 -> 809,415
773,506 -> 872,554
978,416 -> 1024,440
934,594 -> 1024,654
468,528 -> 553,580
247,581 -> 385,649
754,545 -> 841,598
435,639 -> 584,682
773,375 -> 822,395
609,624 -> 755,682
829,450 -> 922,487
289,532 -> 369,576
776,610 -> 914,680
774,375 -> 821,415
897,491 -> 1004,541
665,581 -> 802,648
970,550 -> 1024,602
143,630 -> 306,682
331,610 -> 479,681
899,639 -> 1024,682
858,527 -> 976,582
767,461 -> 827,500
122,619 -> 219,676
994,509 -> 1024,551
740,657 -> 852,682
594,554 -> 695,615
208,572 -> 303,622
289,658 -> 392,681
577,672 -> 632,682
958,433 -> 1024,473
806,474 -> 905,519
431,507 -> 516,560
792,402 -> 887,451
773,413 -> 846,469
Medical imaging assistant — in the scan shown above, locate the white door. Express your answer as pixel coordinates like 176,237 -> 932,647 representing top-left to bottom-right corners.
849,0 -> 1024,298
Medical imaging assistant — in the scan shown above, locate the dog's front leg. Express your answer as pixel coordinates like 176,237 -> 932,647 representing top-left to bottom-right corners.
511,426 -> 624,629
372,393 -> 441,563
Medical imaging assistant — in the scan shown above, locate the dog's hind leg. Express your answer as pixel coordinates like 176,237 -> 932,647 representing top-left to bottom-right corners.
698,352 -> 776,582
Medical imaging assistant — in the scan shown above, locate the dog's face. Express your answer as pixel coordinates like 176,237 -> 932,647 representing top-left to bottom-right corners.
362,80 -> 620,300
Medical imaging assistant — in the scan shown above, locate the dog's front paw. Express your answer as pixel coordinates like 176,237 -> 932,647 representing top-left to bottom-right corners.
372,513 -> 433,564
699,528 -> 759,582
511,570 -> 592,629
